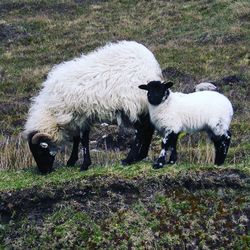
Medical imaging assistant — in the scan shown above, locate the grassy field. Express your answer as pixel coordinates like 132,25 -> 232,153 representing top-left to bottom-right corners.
0,0 -> 250,248
1,163 -> 250,248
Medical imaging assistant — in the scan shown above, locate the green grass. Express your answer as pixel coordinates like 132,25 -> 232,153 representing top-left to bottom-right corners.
0,161 -> 250,191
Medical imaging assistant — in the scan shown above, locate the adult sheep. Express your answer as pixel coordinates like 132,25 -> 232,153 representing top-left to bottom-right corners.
24,41 -> 163,173
139,81 -> 233,169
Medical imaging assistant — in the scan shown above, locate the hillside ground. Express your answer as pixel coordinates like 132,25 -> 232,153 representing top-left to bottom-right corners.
1,163 -> 250,249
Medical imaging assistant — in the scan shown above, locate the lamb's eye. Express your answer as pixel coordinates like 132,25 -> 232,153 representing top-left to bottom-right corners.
40,142 -> 48,148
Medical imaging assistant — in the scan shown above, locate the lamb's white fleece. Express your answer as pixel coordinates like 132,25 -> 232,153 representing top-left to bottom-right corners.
149,90 -> 233,136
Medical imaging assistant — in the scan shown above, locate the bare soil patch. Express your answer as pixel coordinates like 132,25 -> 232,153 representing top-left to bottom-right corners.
1,168 -> 249,222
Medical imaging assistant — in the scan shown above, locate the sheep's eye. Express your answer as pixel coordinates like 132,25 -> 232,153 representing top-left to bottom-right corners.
40,142 -> 48,148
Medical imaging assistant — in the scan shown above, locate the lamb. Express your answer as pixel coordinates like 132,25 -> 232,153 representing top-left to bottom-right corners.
139,81 -> 233,168
24,41 -> 163,173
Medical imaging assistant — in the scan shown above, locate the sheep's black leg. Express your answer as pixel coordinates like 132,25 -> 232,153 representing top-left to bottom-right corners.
80,129 -> 92,171
167,133 -> 179,164
67,136 -> 80,167
137,114 -> 155,160
153,131 -> 178,169
210,131 -> 231,166
121,114 -> 154,165
121,122 -> 142,165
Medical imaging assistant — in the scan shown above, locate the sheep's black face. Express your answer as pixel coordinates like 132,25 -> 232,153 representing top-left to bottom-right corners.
139,81 -> 173,105
28,132 -> 57,174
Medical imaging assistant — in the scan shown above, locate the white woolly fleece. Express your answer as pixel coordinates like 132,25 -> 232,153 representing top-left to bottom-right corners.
195,82 -> 217,92
24,41 -> 163,142
149,90 -> 233,136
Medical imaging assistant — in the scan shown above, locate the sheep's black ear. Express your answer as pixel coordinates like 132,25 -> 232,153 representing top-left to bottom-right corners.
139,84 -> 148,91
163,81 -> 174,89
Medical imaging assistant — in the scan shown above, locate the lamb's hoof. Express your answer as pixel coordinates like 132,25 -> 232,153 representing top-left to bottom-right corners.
152,162 -> 164,169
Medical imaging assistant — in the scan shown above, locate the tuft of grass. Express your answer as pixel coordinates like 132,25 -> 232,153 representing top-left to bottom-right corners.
0,134 -> 33,170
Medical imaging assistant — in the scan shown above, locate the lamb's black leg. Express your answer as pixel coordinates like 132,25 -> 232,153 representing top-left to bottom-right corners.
67,136 -> 80,167
153,131 -> 178,169
80,129 -> 92,171
121,114 -> 154,165
210,130 -> 231,166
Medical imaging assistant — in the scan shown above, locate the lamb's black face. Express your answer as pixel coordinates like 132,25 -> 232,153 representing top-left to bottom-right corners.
139,81 -> 173,105
28,132 -> 57,174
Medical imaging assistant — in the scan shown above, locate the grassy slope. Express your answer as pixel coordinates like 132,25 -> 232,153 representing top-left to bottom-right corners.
0,162 -> 249,191
0,0 -> 250,248
1,163 -> 250,249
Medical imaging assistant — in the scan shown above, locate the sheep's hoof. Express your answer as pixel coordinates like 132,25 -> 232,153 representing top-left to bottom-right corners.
66,159 -> 77,167
38,167 -> 54,175
80,161 -> 91,171
121,156 -> 145,166
121,158 -> 133,166
80,165 -> 89,171
214,161 -> 224,166
167,160 -> 176,164
152,162 -> 164,169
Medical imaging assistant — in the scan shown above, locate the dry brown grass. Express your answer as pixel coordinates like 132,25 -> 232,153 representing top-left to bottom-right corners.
0,134 -> 125,171
0,135 -> 33,170
1,132 -> 247,171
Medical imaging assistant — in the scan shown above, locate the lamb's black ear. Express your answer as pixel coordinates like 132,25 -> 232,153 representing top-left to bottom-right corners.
139,84 -> 148,91
163,81 -> 174,89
